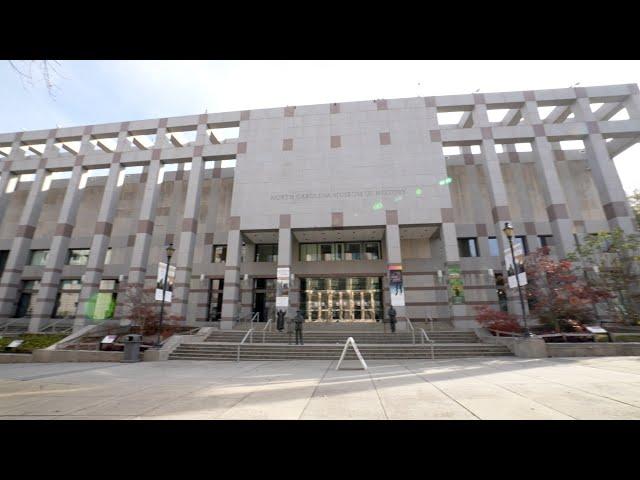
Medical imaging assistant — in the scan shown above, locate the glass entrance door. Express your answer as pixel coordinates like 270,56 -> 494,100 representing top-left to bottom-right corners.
252,278 -> 276,322
300,277 -> 382,322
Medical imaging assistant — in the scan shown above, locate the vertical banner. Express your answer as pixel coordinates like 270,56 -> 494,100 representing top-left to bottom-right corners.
504,243 -> 527,289
276,267 -> 290,308
448,265 -> 465,304
155,262 -> 176,302
388,265 -> 405,307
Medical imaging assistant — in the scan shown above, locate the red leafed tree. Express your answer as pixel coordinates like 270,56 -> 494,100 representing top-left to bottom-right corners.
474,306 -> 522,334
119,285 -> 183,341
524,246 -> 613,332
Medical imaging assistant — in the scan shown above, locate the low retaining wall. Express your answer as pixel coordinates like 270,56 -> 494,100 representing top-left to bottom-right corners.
0,353 -> 33,363
32,349 -> 124,362
547,342 -> 640,357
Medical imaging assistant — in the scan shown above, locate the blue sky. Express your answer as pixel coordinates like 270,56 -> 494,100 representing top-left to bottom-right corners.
1,60 -> 638,192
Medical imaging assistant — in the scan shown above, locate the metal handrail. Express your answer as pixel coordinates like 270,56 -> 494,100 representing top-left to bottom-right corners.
491,329 -> 521,337
404,317 -> 415,344
420,328 -> 435,360
262,318 -> 272,343
237,328 -> 254,362
250,311 -> 259,327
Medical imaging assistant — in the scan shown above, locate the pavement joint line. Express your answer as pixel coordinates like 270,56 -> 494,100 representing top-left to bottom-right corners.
12,363 -> 126,381
367,368 -> 390,420
402,362 -> 481,420
457,358 -> 578,420
298,360 -> 333,420
464,358 -> 640,414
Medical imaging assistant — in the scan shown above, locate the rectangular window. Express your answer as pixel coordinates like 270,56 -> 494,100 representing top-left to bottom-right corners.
300,244 -> 319,262
538,235 -> 554,248
319,244 -> 333,261
52,279 -> 82,318
255,244 -> 278,263
0,250 -> 8,277
29,250 -> 49,266
206,278 -> 224,322
91,279 -> 118,320
364,242 -> 381,260
14,280 -> 39,317
212,245 -> 227,263
488,237 -> 500,257
514,236 -> 529,255
67,249 -> 91,266
344,243 -> 362,260
458,238 -> 480,257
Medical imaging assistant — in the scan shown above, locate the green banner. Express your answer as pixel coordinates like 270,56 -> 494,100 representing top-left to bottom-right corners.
448,265 -> 465,305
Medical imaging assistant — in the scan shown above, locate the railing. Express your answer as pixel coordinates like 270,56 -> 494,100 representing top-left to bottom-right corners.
41,317 -> 73,334
420,328 -> 435,360
250,311 -> 259,328
237,328 -> 254,362
262,318 -> 272,343
404,317 -> 415,344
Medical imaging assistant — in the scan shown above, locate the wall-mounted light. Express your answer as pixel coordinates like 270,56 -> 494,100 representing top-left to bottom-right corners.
592,266 -> 599,273
437,270 -> 443,278
200,273 -> 205,282
487,268 -> 494,276
118,274 -> 125,282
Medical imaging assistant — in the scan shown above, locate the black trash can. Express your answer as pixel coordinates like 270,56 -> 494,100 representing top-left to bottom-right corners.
121,334 -> 143,363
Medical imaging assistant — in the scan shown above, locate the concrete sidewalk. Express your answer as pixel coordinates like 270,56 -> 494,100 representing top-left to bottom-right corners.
0,357 -> 639,419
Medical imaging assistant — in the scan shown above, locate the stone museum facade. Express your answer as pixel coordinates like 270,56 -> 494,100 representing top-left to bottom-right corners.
0,83 -> 638,332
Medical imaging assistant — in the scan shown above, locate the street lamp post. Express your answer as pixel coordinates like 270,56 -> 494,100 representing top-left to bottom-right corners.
156,243 -> 175,347
502,222 -> 532,337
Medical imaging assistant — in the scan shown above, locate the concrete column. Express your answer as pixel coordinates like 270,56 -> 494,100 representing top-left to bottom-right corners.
29,164 -> 85,332
170,125 -> 207,322
472,102 -> 525,317
0,163 -> 17,225
384,211 -> 406,324
521,100 -> 576,258
277,216 -> 293,316
75,160 -> 123,330
220,221 -> 242,330
0,165 -> 49,319
126,125 -> 167,288
571,94 -> 635,233
240,240 -> 255,319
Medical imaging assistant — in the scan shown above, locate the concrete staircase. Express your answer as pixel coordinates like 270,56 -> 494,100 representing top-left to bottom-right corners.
168,325 -> 512,361
169,343 -> 512,360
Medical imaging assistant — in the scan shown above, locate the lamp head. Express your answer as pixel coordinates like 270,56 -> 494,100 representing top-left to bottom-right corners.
502,222 -> 514,238
166,243 -> 176,258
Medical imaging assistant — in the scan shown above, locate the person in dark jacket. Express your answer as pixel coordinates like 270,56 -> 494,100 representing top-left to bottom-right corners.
276,309 -> 285,331
388,306 -> 397,333
294,310 -> 305,345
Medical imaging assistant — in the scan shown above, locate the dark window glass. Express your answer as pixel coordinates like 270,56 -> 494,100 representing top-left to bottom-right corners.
488,237 -> 500,257
0,250 -> 8,277
67,249 -> 90,266
29,250 -> 49,266
207,278 -> 224,322
514,236 -> 528,255
538,235 -> 554,247
255,244 -> 278,262
319,244 -> 333,261
495,273 -> 508,312
300,244 -> 319,262
345,243 -> 362,260
364,242 -> 381,260
52,279 -> 82,318
458,238 -> 480,257
14,280 -> 40,318
212,245 -> 227,263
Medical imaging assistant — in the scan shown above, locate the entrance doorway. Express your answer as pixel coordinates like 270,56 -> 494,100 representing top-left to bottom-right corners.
300,277 -> 383,322
252,278 -> 275,322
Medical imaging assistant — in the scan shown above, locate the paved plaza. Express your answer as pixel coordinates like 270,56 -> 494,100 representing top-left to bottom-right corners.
0,357 -> 639,419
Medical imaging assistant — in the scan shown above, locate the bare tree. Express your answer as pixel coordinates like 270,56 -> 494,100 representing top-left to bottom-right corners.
8,60 -> 64,98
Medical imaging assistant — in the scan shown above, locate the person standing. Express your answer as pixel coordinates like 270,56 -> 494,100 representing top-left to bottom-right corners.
294,310 -> 305,345
388,306 -> 397,333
